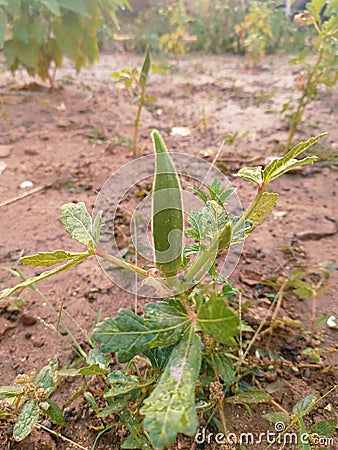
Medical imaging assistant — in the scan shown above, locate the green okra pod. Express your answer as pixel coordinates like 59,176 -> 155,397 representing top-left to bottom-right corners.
151,130 -> 183,277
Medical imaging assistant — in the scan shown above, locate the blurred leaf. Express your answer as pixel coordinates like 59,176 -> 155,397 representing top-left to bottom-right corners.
311,419 -> 336,437
13,399 -> 39,441
247,192 -> 279,227
0,386 -> 24,398
58,0 -> 88,16
263,411 -> 291,424
35,356 -> 58,393
139,49 -> 151,89
0,7 -> 7,48
41,0 -> 61,16
21,250 -> 88,267
227,388 -> 272,404
293,392 -> 316,415
45,399 -> 65,426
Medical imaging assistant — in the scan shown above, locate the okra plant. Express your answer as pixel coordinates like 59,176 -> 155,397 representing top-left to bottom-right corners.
0,131 -> 323,449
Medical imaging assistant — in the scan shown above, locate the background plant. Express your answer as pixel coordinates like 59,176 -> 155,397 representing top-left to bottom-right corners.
0,0 -> 130,87
282,0 -> 338,151
112,49 -> 154,156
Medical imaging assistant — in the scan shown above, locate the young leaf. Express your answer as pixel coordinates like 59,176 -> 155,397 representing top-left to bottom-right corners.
60,202 -> 103,249
139,49 -> 151,89
207,178 -> 236,205
263,135 -> 324,184
0,255 -> 88,299
86,348 -> 110,370
247,192 -> 279,227
262,412 -> 291,424
197,296 -> 239,344
236,166 -> 263,186
141,330 -> 202,449
226,388 -> 272,405
20,250 -> 88,267
13,399 -> 39,441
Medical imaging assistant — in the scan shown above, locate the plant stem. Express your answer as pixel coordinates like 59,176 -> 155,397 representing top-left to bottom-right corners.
284,44 -> 324,152
184,188 -> 263,285
95,247 -> 148,277
132,87 -> 145,156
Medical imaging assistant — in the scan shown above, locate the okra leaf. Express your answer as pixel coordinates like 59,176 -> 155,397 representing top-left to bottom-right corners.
140,49 -> 151,89
41,0 -> 61,16
247,192 -> 279,227
13,399 -> 39,441
197,297 -> 239,344
236,166 -> 263,186
20,250 -> 88,267
0,255 -> 88,299
263,412 -> 291,424
93,302 -> 190,362
141,330 -> 202,450
263,135 -> 324,184
60,202 -> 104,248
104,371 -> 154,398
207,178 -> 236,205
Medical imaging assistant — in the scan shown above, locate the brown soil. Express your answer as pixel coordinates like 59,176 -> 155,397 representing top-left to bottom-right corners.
0,53 -> 337,450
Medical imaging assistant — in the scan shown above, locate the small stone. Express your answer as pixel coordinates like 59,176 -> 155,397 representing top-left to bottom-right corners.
41,419 -> 52,429
303,368 -> 311,378
24,147 -> 40,156
20,313 -> 37,326
25,332 -> 32,339
33,338 -> 45,348
264,371 -> 278,383
0,145 -> 13,158
20,180 -> 34,189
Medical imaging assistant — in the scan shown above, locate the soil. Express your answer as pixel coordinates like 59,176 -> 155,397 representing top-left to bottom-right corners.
0,52 -> 337,450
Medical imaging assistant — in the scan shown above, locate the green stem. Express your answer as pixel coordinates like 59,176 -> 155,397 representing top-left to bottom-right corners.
284,44 -> 325,152
132,86 -> 145,156
184,188 -> 264,285
95,247 -> 148,277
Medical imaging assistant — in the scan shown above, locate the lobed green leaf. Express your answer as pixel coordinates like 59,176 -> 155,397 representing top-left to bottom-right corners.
247,192 -> 279,227
197,296 -> 239,344
93,301 -> 190,362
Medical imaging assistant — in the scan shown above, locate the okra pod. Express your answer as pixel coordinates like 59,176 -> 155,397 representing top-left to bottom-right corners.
151,130 -> 183,277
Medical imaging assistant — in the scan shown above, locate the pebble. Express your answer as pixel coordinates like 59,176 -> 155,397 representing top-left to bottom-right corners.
19,180 -> 34,189
0,161 -> 6,175
0,145 -> 13,158
33,338 -> 45,348
25,332 -> 32,339
20,313 -> 37,326
303,368 -> 311,378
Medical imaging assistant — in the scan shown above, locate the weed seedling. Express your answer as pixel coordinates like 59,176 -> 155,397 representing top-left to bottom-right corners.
113,50 -> 155,156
